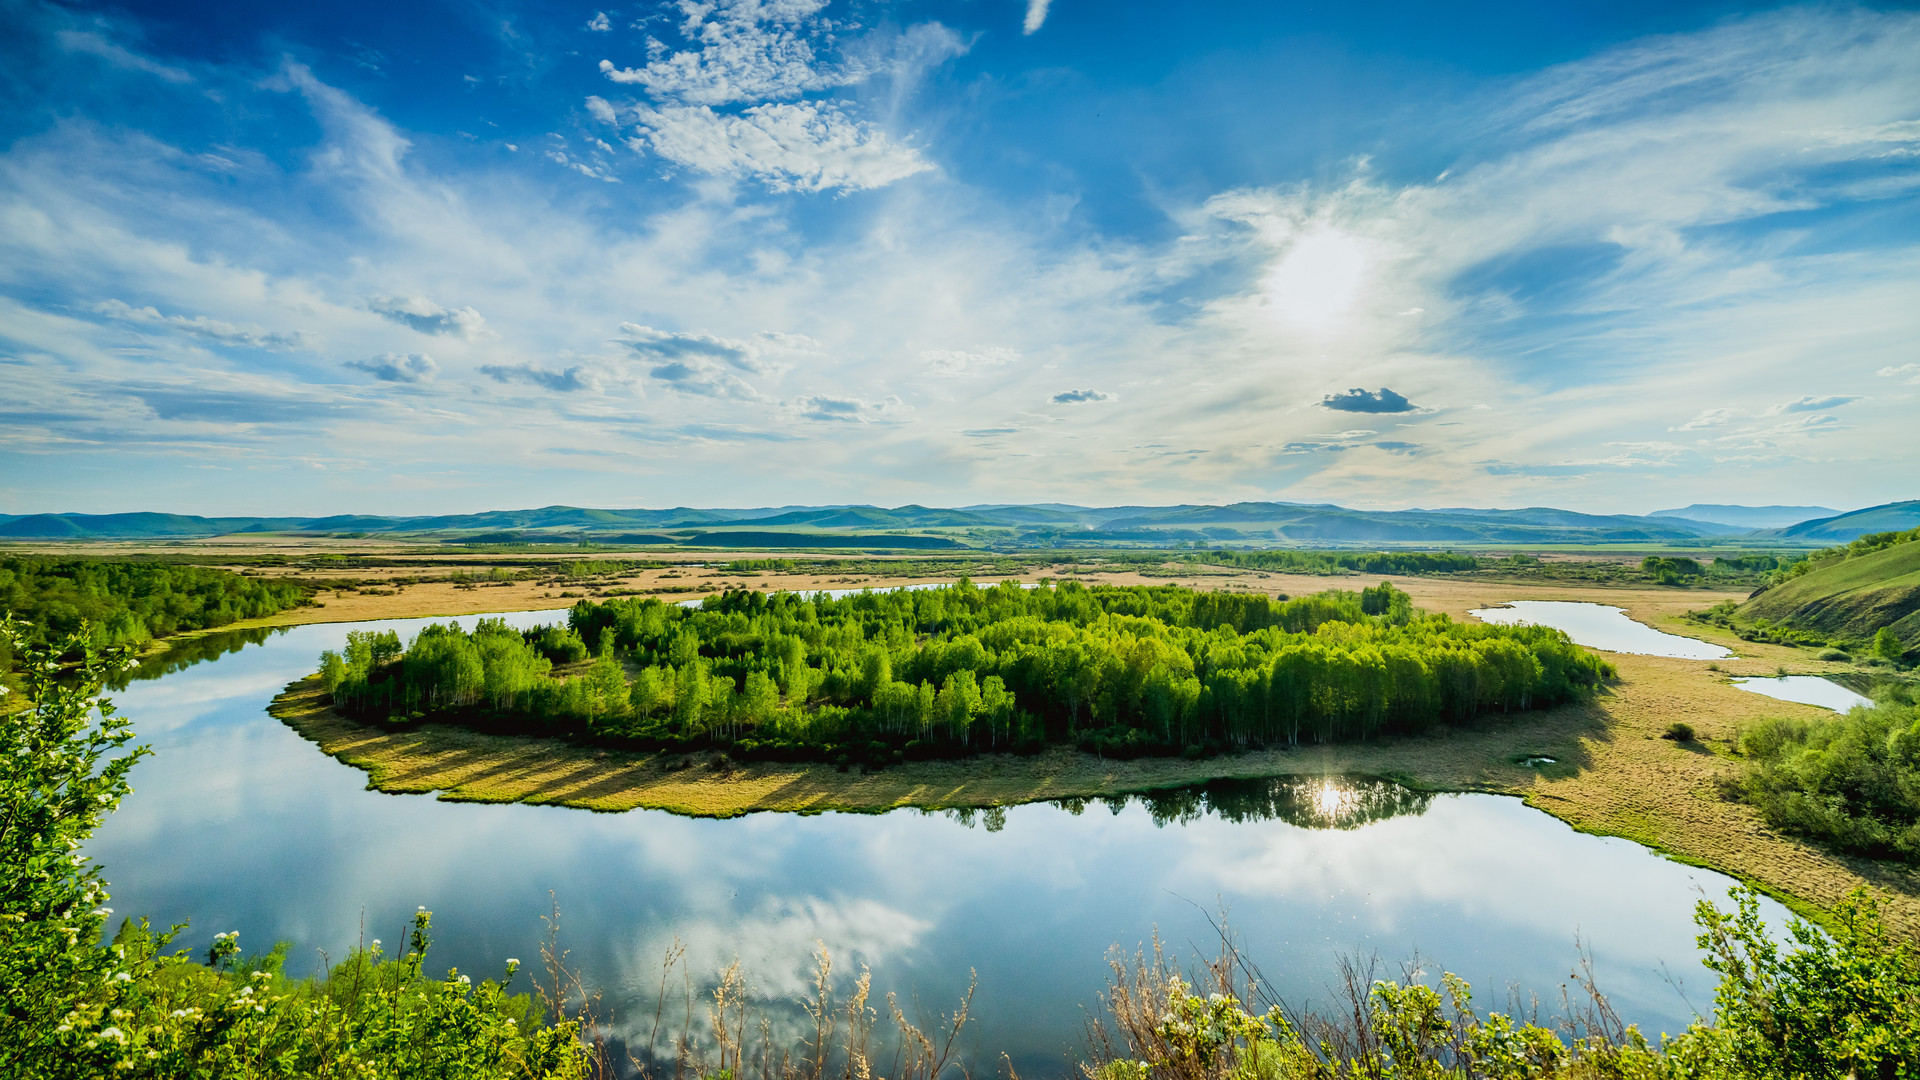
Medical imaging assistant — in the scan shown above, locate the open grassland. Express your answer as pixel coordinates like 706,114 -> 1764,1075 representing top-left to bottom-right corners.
250,570 -> 1920,931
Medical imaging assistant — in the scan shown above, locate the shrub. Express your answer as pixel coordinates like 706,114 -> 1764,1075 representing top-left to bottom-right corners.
0,615 -> 591,1079
1664,722 -> 1696,742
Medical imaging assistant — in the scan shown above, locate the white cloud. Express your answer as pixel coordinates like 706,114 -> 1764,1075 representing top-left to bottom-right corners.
479,362 -> 604,393
922,346 -> 1021,375
1877,362 -> 1920,384
1023,0 -> 1052,35
347,352 -> 437,383
620,324 -> 778,400
791,394 -> 906,422
1052,388 -> 1114,404
367,294 -> 496,341
593,0 -> 956,194
93,299 -> 315,350
1766,394 -> 1860,414
1675,407 -> 1739,431
631,102 -> 932,192
598,0 -> 844,106
586,11 -> 610,32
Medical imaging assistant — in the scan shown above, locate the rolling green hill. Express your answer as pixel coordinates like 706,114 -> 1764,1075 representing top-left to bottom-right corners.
1739,534 -> 1920,654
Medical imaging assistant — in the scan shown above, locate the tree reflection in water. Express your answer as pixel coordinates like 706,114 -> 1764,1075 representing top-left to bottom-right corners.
1043,777 -> 1436,830
110,625 -> 288,688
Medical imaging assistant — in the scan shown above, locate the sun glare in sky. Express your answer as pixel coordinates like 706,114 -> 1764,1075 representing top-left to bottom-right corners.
1264,228 -> 1372,333
0,0 -> 1914,515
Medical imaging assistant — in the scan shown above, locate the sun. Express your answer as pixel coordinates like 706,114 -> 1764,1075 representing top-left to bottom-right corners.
1264,227 -> 1370,332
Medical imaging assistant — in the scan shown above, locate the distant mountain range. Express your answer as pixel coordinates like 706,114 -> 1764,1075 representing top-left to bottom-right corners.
1650,504 -> 1840,530
0,498 -> 1910,548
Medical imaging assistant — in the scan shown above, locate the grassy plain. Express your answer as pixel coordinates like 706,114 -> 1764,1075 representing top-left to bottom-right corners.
231,560 -> 1919,929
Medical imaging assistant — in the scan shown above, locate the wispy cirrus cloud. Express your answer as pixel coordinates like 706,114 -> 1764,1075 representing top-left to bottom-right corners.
922,347 -> 1020,375
94,300 -> 315,350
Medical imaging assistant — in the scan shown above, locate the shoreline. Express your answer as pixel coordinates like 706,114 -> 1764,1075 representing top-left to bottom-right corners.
151,571 -> 1916,930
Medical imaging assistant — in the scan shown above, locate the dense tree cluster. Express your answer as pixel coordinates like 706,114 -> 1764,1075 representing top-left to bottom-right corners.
1201,550 -> 1481,575
1736,688 -> 1920,862
322,581 -> 1611,766
0,557 -> 309,653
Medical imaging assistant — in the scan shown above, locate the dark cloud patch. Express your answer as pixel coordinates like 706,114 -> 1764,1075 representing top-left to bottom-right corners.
1372,441 -> 1421,454
961,428 -> 1019,437
347,352 -> 437,383
1321,387 -> 1416,413
480,363 -> 599,392
1052,388 -> 1114,404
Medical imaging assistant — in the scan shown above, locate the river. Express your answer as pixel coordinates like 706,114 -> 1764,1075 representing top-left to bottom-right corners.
87,609 -> 1792,1071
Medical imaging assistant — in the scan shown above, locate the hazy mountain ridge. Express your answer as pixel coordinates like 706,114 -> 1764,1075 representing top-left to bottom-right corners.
4,499 -> 1905,545
1651,504 -> 1841,529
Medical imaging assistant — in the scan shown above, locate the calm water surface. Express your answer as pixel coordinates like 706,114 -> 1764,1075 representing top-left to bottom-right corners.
1732,676 -> 1873,712
1469,601 -> 1732,659
90,611 -> 1789,1069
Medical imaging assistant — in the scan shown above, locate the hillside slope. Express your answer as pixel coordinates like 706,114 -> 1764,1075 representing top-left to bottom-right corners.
1740,536 -> 1920,651
1764,500 -> 1920,542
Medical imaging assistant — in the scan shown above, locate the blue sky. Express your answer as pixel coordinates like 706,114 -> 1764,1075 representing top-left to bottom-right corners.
1,0 -> 1916,517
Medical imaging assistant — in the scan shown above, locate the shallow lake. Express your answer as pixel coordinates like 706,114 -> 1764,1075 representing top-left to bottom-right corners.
1732,675 -> 1873,712
1469,601 -> 1732,659
89,610 -> 1790,1070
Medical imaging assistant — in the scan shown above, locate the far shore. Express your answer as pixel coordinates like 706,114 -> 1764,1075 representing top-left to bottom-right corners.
214,570 -> 1920,934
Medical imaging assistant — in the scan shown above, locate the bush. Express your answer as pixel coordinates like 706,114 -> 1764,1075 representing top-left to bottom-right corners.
1818,648 -> 1853,662
1081,886 -> 1920,1080
1735,697 -> 1920,862
1663,722 -> 1696,742
0,615 -> 591,1079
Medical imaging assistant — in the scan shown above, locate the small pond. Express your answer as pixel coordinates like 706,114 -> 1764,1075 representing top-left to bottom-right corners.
1732,676 -> 1873,712
87,610 -> 1789,1071
1469,601 -> 1732,659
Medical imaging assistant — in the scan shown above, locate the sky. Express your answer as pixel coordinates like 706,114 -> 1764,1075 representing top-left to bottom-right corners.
1,0 -> 1917,518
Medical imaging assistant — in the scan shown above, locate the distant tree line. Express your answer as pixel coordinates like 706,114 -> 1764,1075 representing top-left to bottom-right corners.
1197,550 -> 1481,575
0,556 -> 310,665
320,581 -> 1611,769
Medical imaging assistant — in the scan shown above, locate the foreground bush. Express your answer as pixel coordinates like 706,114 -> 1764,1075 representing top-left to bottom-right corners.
0,615 -> 588,1080
1083,888 -> 1920,1080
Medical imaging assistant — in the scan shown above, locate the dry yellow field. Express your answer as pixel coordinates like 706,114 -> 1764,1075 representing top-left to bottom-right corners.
239,567 -> 1920,929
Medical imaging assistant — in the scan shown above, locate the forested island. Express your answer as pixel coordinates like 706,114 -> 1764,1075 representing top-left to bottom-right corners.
316,580 -> 1613,767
